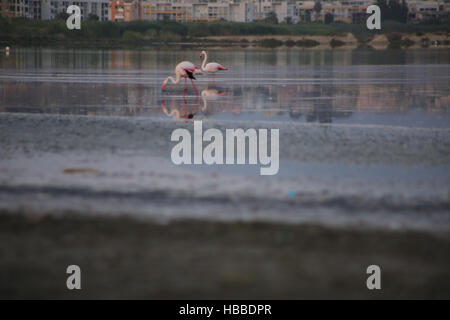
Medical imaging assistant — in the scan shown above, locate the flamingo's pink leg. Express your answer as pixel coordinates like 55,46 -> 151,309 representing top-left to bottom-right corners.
212,73 -> 215,87
184,78 -> 187,93
183,95 -> 188,116
190,78 -> 198,96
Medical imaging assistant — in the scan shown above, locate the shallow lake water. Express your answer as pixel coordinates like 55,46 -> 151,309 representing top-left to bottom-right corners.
0,48 -> 449,128
0,48 -> 449,231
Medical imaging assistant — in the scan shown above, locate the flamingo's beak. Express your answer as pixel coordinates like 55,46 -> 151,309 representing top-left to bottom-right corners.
161,84 -> 166,91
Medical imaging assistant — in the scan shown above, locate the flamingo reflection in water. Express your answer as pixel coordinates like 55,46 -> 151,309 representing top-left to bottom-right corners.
161,88 -> 239,120
200,88 -> 227,112
161,95 -> 199,120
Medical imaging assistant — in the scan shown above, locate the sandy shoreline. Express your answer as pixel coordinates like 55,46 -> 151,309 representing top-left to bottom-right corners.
196,32 -> 450,50
3,32 -> 448,50
0,211 -> 449,299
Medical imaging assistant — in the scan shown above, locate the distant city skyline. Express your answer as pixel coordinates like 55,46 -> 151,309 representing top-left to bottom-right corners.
0,0 -> 449,24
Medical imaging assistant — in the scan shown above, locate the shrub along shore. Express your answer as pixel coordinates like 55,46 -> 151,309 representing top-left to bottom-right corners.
0,18 -> 449,48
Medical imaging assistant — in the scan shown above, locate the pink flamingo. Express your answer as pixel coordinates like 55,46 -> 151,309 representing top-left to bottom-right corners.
161,61 -> 201,94
200,51 -> 228,86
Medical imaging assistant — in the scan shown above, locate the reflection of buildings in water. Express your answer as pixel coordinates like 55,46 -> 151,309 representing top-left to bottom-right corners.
253,86 -> 271,111
243,83 -> 356,123
434,93 -> 450,112
0,81 -> 163,116
356,84 -> 450,114
1,79 -> 448,119
110,51 -> 125,70
303,85 -> 334,123
305,102 -> 333,123
356,85 -> 406,112
0,48 -> 163,71
110,51 -> 135,70
122,84 -> 145,115
1,67 -> 448,119
109,50 -> 163,70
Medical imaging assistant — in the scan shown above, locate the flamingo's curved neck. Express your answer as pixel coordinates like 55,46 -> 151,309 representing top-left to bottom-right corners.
201,52 -> 208,71
169,72 -> 181,84
163,72 -> 181,88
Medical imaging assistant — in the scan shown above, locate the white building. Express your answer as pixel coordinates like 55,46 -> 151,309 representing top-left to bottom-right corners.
41,0 -> 110,21
408,1 -> 448,23
24,0 -> 43,19
230,1 -> 255,22
141,0 -> 255,22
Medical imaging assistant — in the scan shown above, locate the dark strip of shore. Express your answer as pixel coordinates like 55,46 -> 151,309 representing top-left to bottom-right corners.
0,211 -> 449,299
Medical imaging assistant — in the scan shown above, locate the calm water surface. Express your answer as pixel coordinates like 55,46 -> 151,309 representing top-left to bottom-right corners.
0,48 -> 449,128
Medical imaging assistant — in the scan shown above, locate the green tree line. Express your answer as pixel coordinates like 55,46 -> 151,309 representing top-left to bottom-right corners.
0,16 -> 448,45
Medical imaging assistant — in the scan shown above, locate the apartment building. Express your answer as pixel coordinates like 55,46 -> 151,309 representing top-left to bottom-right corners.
323,0 -> 371,23
230,1 -> 255,22
109,0 -> 139,21
40,0 -> 110,21
408,0 -> 448,23
0,0 -> 24,18
25,0 -> 42,19
142,0 -> 190,21
294,1 -> 314,22
0,0 -> 42,19
139,0 -> 254,22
